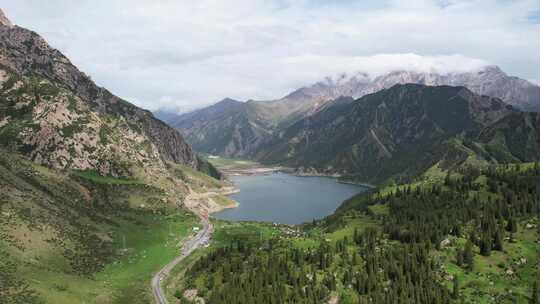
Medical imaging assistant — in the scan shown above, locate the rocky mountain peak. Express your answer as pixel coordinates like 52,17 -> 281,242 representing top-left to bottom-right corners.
0,8 -> 13,27
478,65 -> 505,75
217,97 -> 242,105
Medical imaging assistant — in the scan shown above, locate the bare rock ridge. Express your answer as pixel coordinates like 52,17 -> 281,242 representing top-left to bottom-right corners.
0,8 -> 13,27
0,8 -> 198,174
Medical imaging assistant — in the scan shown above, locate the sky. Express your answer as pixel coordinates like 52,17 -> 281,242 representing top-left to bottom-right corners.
1,0 -> 539,112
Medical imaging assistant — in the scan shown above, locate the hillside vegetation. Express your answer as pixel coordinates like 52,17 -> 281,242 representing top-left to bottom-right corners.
0,149 -> 228,303
167,162 -> 540,304
0,12 -> 236,304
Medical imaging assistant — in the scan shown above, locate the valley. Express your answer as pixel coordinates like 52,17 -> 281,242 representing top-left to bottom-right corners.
2,4 -> 540,304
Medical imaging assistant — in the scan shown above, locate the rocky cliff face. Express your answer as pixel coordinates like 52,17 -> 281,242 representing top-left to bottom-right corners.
0,10 -> 198,175
0,8 -> 13,27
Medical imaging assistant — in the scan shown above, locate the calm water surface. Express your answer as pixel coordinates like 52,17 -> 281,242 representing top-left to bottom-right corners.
214,172 -> 367,225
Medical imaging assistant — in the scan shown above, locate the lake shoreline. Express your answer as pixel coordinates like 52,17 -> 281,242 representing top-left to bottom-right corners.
220,165 -> 377,189
220,166 -> 291,176
214,172 -> 368,225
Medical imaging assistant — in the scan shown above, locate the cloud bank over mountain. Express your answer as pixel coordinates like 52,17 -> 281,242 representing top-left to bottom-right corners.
2,0 -> 539,112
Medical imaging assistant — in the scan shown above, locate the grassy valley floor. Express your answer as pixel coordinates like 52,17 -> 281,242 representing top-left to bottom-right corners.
17,210 -> 199,304
0,150 -> 232,304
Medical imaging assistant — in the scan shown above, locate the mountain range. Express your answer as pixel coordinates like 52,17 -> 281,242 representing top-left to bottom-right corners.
159,65 -> 540,183
3,5 -> 540,303
161,66 -> 540,163
259,84 -> 531,183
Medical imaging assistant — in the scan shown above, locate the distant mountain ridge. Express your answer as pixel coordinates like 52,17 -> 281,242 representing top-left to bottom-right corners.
278,66 -> 540,111
167,98 -> 274,157
163,66 -> 540,161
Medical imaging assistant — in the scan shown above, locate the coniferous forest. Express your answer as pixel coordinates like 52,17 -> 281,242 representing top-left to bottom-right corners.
181,163 -> 540,303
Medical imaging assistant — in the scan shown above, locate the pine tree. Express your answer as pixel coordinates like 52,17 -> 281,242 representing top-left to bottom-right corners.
463,241 -> 474,271
444,172 -> 452,186
456,249 -> 464,266
532,281 -> 539,304
452,275 -> 459,299
506,217 -> 518,233
480,234 -> 492,256
493,229 -> 504,251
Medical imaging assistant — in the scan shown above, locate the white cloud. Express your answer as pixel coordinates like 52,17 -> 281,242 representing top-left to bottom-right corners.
1,0 -> 539,112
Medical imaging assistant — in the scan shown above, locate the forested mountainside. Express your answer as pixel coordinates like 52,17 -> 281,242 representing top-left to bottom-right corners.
259,84 -> 537,183
173,162 -> 540,304
0,9 -> 224,303
477,112 -> 540,163
164,66 -> 540,159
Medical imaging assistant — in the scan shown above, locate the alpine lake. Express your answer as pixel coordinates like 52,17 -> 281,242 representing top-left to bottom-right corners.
214,172 -> 368,225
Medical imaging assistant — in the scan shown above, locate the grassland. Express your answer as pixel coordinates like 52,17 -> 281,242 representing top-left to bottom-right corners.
71,170 -> 145,185
437,220 -> 540,303
16,210 -> 199,304
167,161 -> 225,192
0,150 -> 227,304
203,155 -> 260,171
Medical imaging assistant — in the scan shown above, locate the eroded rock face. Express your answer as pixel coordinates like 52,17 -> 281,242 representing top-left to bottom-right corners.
0,8 -> 13,27
0,11 -> 198,174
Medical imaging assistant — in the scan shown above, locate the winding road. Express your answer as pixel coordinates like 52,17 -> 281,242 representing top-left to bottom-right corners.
151,211 -> 213,304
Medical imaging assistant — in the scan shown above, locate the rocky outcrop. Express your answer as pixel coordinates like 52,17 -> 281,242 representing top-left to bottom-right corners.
0,9 -> 198,174
0,8 -> 12,27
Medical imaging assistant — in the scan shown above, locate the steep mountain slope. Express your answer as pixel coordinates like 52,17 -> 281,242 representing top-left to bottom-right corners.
477,112 -> 540,163
0,147 -> 228,303
166,66 -> 540,158
0,13 -> 198,177
168,98 -> 275,157
258,84 -> 519,183
0,9 -> 226,303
